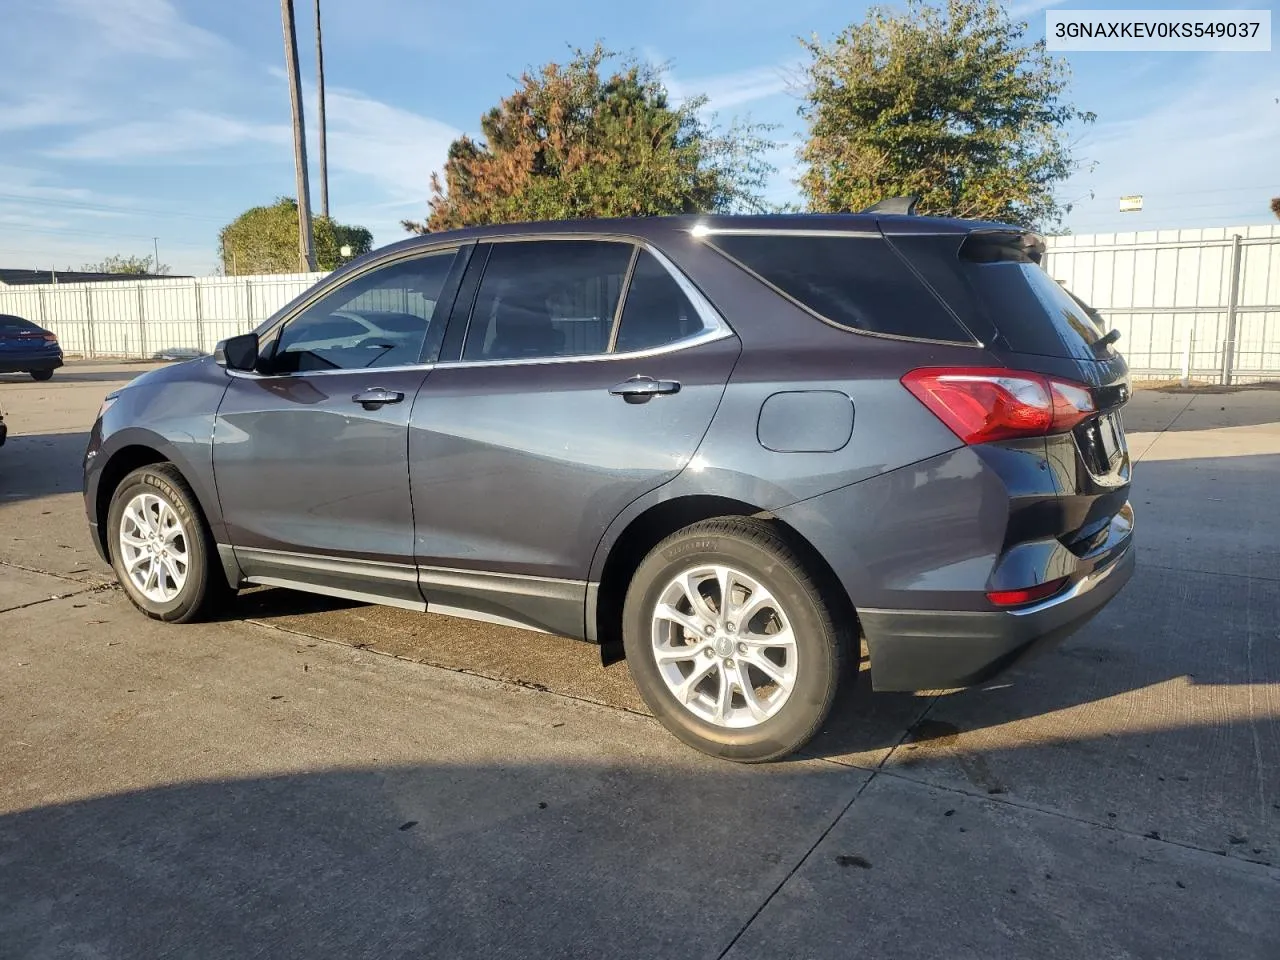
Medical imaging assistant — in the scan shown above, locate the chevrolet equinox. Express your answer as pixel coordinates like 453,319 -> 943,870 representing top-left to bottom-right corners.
85,209 -> 1135,761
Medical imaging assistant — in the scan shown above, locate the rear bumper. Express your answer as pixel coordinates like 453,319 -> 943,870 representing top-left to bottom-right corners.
861,529 -> 1134,692
0,354 -> 63,373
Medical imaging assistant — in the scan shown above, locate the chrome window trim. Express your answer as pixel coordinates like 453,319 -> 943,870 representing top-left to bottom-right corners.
227,362 -> 436,381
691,226 -> 883,239
443,237 -> 734,370
230,234 -> 736,379
704,232 -> 984,349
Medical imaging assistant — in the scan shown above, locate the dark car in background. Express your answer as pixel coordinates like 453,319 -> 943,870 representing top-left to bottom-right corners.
83,209 -> 1134,761
0,314 -> 63,380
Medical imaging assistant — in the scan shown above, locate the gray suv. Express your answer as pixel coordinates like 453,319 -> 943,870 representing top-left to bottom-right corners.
84,211 -> 1134,761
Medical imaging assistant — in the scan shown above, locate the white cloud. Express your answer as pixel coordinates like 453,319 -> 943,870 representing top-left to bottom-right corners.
0,93 -> 103,132
316,88 -> 461,201
683,63 -> 799,113
1062,55 -> 1280,233
48,110 -> 289,161
54,0 -> 227,60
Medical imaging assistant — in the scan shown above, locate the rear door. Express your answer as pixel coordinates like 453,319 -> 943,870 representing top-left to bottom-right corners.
212,246 -> 466,606
407,237 -> 740,634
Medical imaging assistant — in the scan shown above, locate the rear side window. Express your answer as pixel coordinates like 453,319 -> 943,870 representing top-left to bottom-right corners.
709,234 -> 972,343
613,251 -> 702,353
463,240 -> 633,361
0,315 -> 39,332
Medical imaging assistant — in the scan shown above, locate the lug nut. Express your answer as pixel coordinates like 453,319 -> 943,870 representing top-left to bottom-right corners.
737,642 -> 747,654
725,658 -> 735,669
725,622 -> 735,633
704,648 -> 715,658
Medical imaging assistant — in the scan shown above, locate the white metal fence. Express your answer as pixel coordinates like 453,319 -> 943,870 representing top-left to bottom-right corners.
3,224 -> 1279,384
1044,225 -> 1280,384
0,272 -> 326,359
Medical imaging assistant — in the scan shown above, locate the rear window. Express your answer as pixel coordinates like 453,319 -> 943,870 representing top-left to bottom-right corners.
960,262 -> 1105,361
0,315 -> 39,332
708,234 -> 973,343
888,232 -> 1106,362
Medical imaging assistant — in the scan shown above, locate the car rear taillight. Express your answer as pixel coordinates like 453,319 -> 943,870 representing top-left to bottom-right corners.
43,333 -> 58,343
986,577 -> 1068,607
901,367 -> 1096,444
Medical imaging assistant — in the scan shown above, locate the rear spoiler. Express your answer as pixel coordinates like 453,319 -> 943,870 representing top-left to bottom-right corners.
958,229 -> 1046,265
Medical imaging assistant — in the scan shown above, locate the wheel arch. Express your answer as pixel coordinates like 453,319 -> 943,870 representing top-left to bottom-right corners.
91,437 -> 223,566
590,494 -> 858,665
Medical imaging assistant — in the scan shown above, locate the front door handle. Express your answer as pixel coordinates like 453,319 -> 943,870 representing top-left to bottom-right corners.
609,377 -> 681,404
352,387 -> 405,410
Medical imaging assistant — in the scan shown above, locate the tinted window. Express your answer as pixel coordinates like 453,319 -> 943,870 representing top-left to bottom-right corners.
270,250 -> 457,373
710,234 -> 971,343
962,264 -> 1104,360
0,315 -> 39,332
614,251 -> 703,352
889,233 -> 1106,360
463,240 -> 633,361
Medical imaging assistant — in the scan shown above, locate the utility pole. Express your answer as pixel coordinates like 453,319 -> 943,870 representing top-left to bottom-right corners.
314,0 -> 329,220
280,0 -> 317,272
152,237 -> 160,275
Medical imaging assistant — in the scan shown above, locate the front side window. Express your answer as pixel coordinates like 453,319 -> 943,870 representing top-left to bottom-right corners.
269,249 -> 457,373
462,240 -> 634,362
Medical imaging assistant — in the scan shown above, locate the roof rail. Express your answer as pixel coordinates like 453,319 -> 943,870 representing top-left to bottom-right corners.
859,196 -> 919,216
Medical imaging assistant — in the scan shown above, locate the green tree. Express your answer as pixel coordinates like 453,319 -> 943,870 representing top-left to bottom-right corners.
82,254 -> 170,275
405,44 -> 775,233
798,0 -> 1093,229
219,198 -> 373,275
1271,197 -> 1279,220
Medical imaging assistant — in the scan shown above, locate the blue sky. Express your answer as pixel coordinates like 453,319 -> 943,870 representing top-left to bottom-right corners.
2,0 -> 1276,275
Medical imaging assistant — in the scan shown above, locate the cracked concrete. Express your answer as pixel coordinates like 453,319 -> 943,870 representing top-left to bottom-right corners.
1,361 -> 1278,959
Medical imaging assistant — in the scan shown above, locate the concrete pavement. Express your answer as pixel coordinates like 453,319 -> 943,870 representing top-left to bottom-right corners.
1,362 -> 1277,959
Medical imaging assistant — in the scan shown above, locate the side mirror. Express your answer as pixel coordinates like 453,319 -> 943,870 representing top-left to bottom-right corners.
214,333 -> 259,372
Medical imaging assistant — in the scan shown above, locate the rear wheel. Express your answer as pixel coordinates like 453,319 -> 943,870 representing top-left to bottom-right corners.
622,517 -> 850,762
29,370 -> 53,381
107,463 -> 229,622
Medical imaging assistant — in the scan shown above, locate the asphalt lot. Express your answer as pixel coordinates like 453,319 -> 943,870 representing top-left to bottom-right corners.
1,361 -> 1278,959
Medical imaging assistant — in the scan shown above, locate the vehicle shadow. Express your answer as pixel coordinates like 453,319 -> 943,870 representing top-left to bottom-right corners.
224,583 -> 364,621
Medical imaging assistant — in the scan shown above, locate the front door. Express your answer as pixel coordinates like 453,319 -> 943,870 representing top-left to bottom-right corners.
408,239 -> 740,633
213,247 -> 462,607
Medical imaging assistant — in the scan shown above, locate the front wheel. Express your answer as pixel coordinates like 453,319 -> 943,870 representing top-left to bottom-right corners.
622,517 -> 851,762
29,370 -> 53,381
106,463 -> 228,622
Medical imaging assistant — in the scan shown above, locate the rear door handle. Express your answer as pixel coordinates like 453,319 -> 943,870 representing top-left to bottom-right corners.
609,377 -> 681,404
352,388 -> 404,409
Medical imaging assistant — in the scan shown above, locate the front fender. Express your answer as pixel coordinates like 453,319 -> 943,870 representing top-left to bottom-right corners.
85,363 -> 230,552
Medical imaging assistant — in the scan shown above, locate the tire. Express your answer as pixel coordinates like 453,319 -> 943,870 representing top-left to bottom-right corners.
106,463 -> 229,623
622,517 -> 852,762
29,370 -> 53,381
